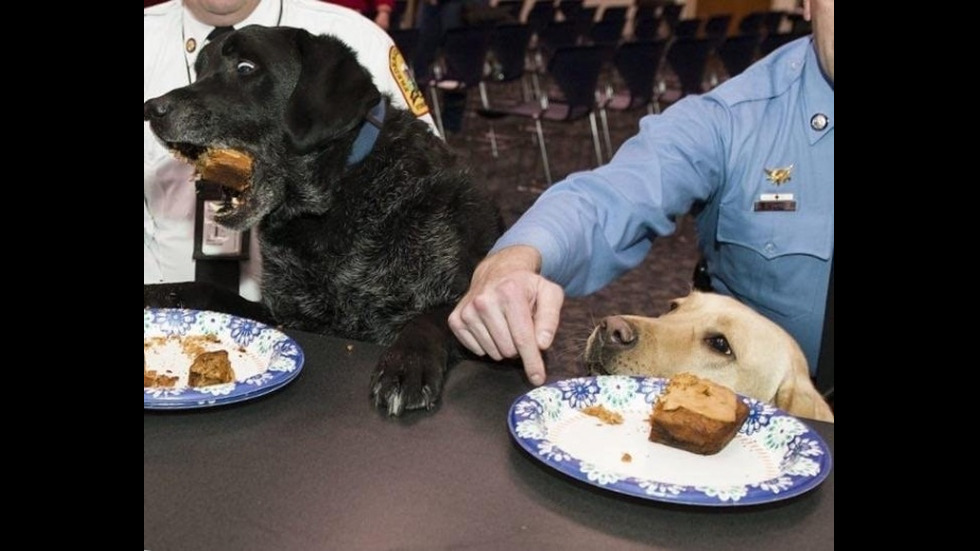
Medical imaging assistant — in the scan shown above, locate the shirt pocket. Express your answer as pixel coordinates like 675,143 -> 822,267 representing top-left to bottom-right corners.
715,205 -> 832,319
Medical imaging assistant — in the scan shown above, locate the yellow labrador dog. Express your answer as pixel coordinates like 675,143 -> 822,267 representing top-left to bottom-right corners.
584,291 -> 834,423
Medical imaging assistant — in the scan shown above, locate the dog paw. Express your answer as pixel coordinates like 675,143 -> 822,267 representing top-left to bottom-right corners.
370,341 -> 447,417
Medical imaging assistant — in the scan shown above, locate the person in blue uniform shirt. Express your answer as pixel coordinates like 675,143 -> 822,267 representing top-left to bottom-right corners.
449,0 -> 834,386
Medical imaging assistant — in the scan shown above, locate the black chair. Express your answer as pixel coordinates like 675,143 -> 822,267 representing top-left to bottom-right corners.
483,23 -> 534,91
662,2 -> 683,29
536,20 -> 582,56
672,18 -> 701,39
426,26 -> 492,136
703,14 -> 732,46
578,6 -> 598,24
599,6 -> 628,23
632,1 -> 658,23
525,0 -> 557,35
567,5 -> 598,40
479,22 -> 535,156
666,36 -> 714,98
788,13 -> 812,35
598,39 -> 668,158
588,19 -> 624,47
495,0 -> 524,21
531,18 -> 583,86
716,34 -> 759,79
737,11 -> 766,36
632,15 -> 664,41
556,0 -> 584,21
478,44 -> 607,184
759,31 -> 803,57
762,11 -> 786,35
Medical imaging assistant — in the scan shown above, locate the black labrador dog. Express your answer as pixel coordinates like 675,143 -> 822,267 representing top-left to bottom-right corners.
143,25 -> 502,416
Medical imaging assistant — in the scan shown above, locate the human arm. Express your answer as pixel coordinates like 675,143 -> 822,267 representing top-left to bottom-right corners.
500,95 -> 728,295
373,0 -> 394,29
450,95 -> 729,382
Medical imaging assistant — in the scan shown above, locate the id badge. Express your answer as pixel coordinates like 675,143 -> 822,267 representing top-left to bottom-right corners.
193,182 -> 250,260
753,193 -> 797,212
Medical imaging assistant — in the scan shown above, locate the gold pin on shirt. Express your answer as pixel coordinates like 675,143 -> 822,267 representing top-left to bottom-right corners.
764,165 -> 793,186
186,37 -> 197,53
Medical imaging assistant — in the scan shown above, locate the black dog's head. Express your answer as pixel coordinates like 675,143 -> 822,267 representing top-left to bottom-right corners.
143,25 -> 382,230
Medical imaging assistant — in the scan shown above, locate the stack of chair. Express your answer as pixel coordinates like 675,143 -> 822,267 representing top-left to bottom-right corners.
598,38 -> 669,159
479,22 -> 535,157
477,44 -> 607,184
425,26 -> 492,137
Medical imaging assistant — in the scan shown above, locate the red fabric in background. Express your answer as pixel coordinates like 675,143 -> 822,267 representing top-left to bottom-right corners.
325,0 -> 394,14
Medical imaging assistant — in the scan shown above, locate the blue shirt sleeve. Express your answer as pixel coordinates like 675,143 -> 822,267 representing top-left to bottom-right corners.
492,94 -> 731,296
493,37 -> 833,374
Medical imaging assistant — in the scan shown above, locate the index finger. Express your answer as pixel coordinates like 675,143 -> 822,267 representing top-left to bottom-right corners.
502,300 -> 546,385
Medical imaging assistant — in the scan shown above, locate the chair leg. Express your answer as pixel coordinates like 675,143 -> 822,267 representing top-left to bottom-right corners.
589,112 -> 604,166
530,70 -> 542,100
478,82 -> 490,110
488,121 -> 499,158
534,118 -> 552,185
477,82 -> 500,158
598,107 -> 613,163
428,86 -> 445,138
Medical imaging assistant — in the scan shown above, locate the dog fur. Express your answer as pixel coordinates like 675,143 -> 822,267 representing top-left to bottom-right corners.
584,291 -> 834,422
143,26 -> 502,416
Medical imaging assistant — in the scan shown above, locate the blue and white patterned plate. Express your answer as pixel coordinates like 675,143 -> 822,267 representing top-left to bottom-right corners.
508,375 -> 832,506
144,308 -> 304,410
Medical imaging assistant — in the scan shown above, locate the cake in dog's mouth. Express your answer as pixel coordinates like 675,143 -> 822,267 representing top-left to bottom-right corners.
168,143 -> 254,218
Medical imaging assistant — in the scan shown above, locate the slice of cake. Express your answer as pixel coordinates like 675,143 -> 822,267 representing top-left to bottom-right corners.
648,373 -> 749,455
195,148 -> 253,192
188,350 -> 235,387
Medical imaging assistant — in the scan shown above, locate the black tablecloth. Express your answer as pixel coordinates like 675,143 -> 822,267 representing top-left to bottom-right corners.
144,329 -> 835,550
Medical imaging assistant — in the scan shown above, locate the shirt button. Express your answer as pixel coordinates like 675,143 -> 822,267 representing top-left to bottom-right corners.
764,242 -> 776,254
811,113 -> 829,131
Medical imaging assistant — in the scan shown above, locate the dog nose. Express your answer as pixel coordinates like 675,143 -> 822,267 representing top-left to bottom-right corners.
143,97 -> 170,120
599,316 -> 636,348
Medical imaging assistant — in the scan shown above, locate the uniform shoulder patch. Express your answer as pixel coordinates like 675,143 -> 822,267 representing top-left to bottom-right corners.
389,46 -> 429,117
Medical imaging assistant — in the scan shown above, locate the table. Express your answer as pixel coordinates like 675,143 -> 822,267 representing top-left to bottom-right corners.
144,329 -> 835,550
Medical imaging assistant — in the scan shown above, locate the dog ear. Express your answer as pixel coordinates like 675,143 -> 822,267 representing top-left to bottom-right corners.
774,356 -> 835,423
285,30 -> 382,153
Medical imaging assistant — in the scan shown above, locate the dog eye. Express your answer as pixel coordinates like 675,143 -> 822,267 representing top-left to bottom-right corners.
666,301 -> 680,313
236,60 -> 257,75
704,334 -> 733,356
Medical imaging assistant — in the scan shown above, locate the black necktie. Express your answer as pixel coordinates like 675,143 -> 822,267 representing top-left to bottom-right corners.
815,253 -> 834,399
194,25 -> 243,293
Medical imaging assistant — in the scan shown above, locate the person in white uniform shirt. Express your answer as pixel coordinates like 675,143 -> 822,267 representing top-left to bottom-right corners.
144,0 -> 437,300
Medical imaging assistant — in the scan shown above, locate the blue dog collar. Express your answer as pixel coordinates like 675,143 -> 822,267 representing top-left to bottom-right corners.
346,98 -> 387,166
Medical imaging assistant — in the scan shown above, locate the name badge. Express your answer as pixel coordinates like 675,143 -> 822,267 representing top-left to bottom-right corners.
754,193 -> 797,212
193,182 -> 250,260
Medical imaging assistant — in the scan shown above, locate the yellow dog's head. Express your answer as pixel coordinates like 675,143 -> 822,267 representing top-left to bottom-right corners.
584,291 -> 834,422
